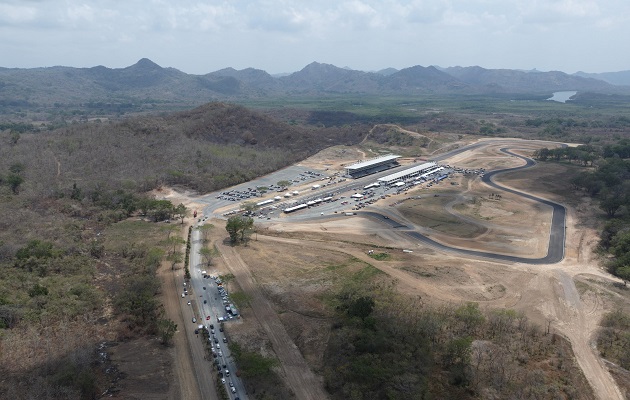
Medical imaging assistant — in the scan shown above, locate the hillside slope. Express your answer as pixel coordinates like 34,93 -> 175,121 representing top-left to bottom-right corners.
1,102 -> 366,196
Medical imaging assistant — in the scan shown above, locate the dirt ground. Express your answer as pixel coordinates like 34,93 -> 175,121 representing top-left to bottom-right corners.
145,138 -> 626,400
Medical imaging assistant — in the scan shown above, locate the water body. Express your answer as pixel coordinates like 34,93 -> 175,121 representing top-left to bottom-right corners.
547,91 -> 577,103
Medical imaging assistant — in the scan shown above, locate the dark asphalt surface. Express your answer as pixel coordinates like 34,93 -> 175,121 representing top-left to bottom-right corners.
360,147 -> 566,264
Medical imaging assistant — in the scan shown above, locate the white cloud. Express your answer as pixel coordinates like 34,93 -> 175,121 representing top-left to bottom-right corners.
0,0 -> 629,73
0,3 -> 38,25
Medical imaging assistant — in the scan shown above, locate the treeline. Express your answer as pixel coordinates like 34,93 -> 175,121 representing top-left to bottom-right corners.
533,145 -> 597,165
323,288 -> 591,399
536,140 -> 630,284
526,116 -> 630,130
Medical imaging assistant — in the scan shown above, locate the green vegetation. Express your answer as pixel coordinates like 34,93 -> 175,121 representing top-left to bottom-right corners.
598,309 -> 630,368
157,318 -> 178,345
543,140 -> 630,281
4,87 -> 630,398
229,342 -> 278,378
226,215 -> 254,244
368,252 -> 390,261
325,288 -> 590,399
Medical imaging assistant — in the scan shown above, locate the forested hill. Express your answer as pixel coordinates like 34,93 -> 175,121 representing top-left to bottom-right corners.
1,102 -> 367,196
1,59 -> 626,112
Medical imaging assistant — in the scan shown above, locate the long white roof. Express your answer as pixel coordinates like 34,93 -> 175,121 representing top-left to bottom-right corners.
378,162 -> 437,183
346,154 -> 401,171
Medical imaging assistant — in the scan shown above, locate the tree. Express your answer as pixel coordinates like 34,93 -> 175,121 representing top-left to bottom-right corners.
162,224 -> 181,240
174,203 -> 188,224
197,223 -> 214,243
599,188 -> 625,218
157,318 -> 177,345
600,194 -> 624,218
347,296 -> 375,320
166,251 -> 183,270
70,182 -> 82,200
454,302 -> 485,335
7,173 -> 23,194
225,215 -> 254,244
165,236 -> 185,257
145,199 -> 175,222
617,266 -> 630,286
242,201 -> 259,213
277,180 -> 292,189
199,246 -> 213,267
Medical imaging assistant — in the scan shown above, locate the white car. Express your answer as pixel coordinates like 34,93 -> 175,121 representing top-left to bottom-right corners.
181,293 -> 185,298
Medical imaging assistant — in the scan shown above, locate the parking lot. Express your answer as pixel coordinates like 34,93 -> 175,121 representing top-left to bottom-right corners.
199,158 -> 489,227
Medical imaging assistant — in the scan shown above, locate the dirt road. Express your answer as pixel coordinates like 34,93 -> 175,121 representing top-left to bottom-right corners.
162,138 -> 624,399
552,270 -> 624,400
217,241 -> 329,400
158,258 -> 203,400
158,221 -> 219,400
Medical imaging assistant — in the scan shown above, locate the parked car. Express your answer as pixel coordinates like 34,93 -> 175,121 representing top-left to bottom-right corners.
192,318 -> 197,323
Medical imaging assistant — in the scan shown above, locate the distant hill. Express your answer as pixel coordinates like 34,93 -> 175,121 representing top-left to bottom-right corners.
375,68 -> 398,76
574,70 -> 630,86
1,59 -> 628,115
279,62 -> 382,93
384,65 -> 469,92
440,65 -> 616,93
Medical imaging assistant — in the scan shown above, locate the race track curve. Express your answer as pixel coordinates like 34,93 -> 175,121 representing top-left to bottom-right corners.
360,148 -> 566,264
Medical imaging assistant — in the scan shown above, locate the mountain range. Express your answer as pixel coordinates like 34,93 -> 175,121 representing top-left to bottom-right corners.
1,58 -> 629,108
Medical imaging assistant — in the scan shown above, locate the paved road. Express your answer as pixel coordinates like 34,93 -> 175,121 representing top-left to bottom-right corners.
198,139 -> 567,264
359,147 -> 566,264
189,223 -> 248,400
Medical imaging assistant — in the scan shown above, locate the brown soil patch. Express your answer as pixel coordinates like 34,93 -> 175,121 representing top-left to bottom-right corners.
108,339 -> 177,400
140,137 -> 621,400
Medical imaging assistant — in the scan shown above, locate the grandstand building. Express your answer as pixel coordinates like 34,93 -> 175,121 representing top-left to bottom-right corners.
345,154 -> 401,178
377,162 -> 438,185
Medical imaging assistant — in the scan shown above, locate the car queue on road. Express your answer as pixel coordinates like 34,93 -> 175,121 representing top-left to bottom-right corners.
184,220 -> 247,400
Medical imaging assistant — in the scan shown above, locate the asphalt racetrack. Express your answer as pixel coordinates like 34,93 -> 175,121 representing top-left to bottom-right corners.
361,148 -> 566,264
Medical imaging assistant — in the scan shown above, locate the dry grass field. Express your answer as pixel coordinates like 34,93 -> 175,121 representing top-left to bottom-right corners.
151,137 -> 626,399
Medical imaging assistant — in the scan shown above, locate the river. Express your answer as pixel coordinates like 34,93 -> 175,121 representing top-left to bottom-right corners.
547,91 -> 577,103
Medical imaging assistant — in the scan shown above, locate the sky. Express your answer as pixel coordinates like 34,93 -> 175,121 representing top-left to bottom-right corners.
1,0 -> 629,75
